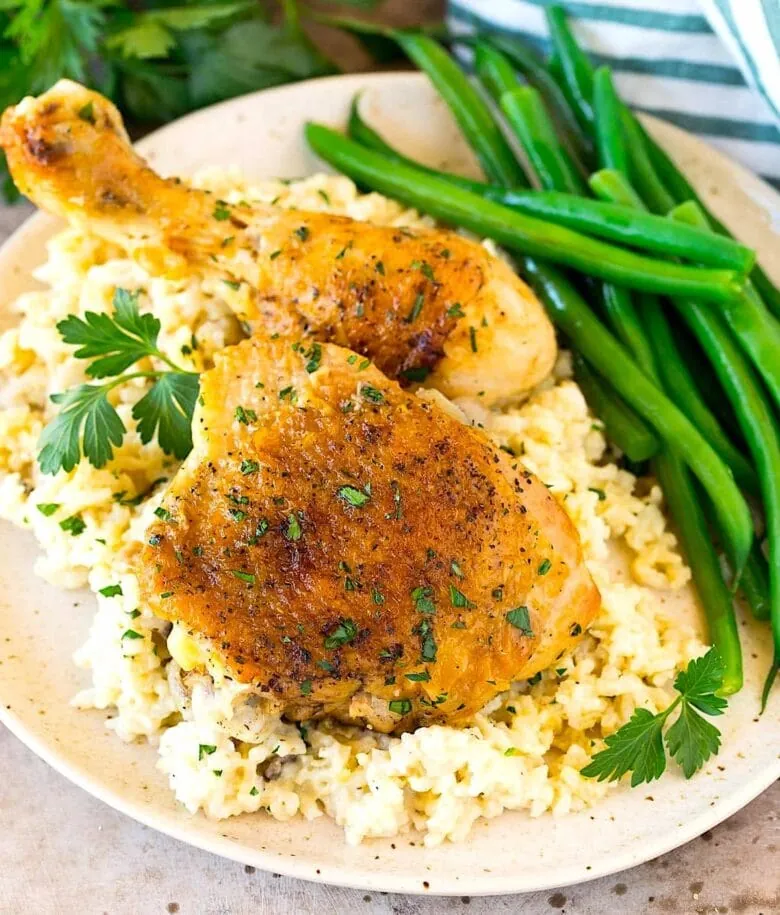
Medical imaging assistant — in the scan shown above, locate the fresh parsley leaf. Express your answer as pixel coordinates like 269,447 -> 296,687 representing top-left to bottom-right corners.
672,649 -> 727,717
665,701 -> 722,779
107,3 -> 251,60
581,648 -> 726,787
132,371 -> 199,460
581,707 -> 667,787
38,384 -> 126,473
57,289 -> 160,378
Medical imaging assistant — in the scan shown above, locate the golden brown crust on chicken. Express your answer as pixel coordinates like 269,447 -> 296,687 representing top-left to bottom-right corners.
0,80 -> 556,405
138,335 -> 599,732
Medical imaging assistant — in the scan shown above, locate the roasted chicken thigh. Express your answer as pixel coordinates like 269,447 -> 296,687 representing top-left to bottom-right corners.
0,80 -> 556,405
138,334 -> 599,732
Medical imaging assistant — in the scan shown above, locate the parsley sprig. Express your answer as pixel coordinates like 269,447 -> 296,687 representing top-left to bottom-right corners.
38,288 -> 199,474
581,648 -> 727,787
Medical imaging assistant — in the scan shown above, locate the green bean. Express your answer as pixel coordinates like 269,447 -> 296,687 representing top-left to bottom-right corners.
673,300 -> 780,705
654,456 -> 743,695
393,32 -> 527,189
620,109 -> 676,214
346,96 -> 401,160
305,126 -> 745,305
639,121 -> 780,320
643,297 -> 759,494
670,202 -> 780,414
523,257 -> 753,572
478,34 -> 594,166
473,40 -> 520,101
741,546 -> 771,622
600,285 -> 655,374
345,103 -> 755,272
593,67 -> 628,174
500,87 -> 588,194
572,354 -> 660,462
545,5 -> 594,131
590,168 -> 652,211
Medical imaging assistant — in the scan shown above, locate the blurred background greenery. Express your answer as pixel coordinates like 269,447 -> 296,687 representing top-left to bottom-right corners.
0,0 -> 444,200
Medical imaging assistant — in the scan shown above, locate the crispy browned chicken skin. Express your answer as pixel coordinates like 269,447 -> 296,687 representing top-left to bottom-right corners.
0,80 -> 556,405
139,335 -> 599,732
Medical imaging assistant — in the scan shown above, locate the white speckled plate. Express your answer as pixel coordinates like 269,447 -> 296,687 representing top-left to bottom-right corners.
0,73 -> 778,897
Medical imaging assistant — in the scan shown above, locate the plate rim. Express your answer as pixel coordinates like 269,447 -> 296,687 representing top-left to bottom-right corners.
1,69 -> 779,897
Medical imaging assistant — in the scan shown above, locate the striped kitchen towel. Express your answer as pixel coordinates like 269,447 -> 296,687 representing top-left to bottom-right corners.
448,0 -> 780,188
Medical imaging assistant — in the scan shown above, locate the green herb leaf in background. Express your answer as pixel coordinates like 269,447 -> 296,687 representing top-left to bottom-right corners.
0,0 -> 423,202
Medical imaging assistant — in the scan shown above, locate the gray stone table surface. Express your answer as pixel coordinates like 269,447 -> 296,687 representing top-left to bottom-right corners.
1,201 -> 778,915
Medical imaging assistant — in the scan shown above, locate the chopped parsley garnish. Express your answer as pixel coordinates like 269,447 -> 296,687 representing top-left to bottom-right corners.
405,292 -> 424,323
450,560 -> 464,578
318,659 -> 336,672
148,534 -> 162,547
492,586 -> 504,601
358,359 -> 370,371
213,202 -> 230,221
581,648 -> 726,786
249,519 -> 269,544
538,558 -> 552,576
449,584 -> 476,610
386,481 -> 402,520
240,460 -> 259,475
198,744 -> 217,760
337,485 -> 371,508
294,226 -> 310,242
304,343 -> 322,374
324,618 -> 357,649
121,629 -> 143,640
375,261 -> 385,275
570,622 -> 583,637
411,586 -> 436,615
234,406 -> 257,425
36,502 -> 60,517
360,384 -> 385,404
389,699 -> 412,716
416,619 -> 437,662
78,101 -> 95,123
59,514 -> 86,536
249,786 -> 259,796
99,584 -> 122,597
284,513 -> 302,541
405,670 -> 430,682
419,261 -> 435,281
446,302 -> 464,318
278,386 -> 297,402
300,679 -> 313,696
372,588 -> 385,605
589,487 -> 606,501
269,249 -> 282,260
232,570 -> 255,584
469,326 -> 478,353
317,189 -> 331,204
222,279 -> 241,290
154,506 -> 172,521
451,620 -> 467,630
506,606 -> 533,636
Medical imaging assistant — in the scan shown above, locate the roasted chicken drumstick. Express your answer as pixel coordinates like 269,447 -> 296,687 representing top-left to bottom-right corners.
139,334 -> 599,732
0,80 -> 556,405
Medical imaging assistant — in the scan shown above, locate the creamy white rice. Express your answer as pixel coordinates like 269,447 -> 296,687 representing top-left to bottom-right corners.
0,171 -> 706,846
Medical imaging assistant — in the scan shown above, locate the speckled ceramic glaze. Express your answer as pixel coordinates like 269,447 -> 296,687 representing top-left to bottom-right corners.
0,73 -> 778,896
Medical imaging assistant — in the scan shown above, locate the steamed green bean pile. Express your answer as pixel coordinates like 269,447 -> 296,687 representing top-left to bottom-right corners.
304,6 -> 780,704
